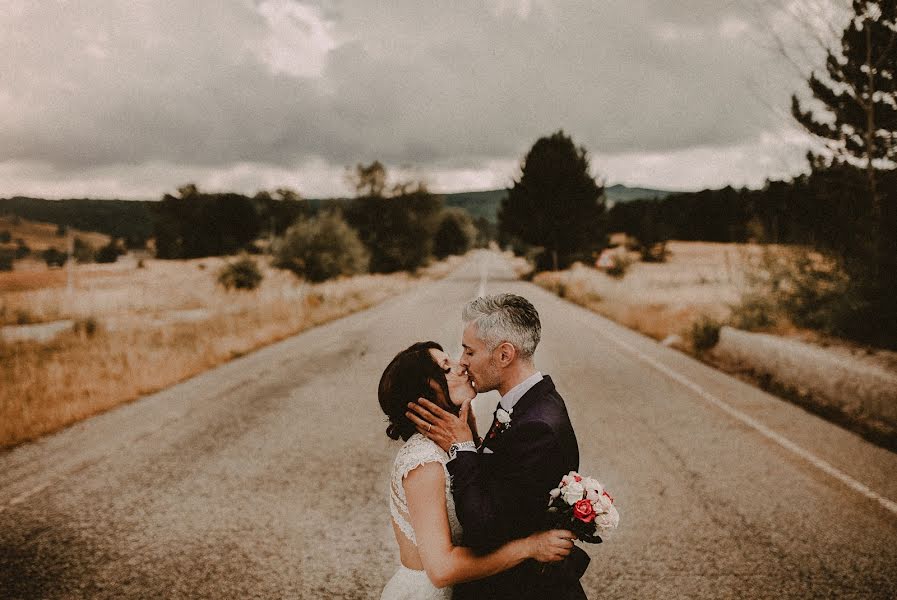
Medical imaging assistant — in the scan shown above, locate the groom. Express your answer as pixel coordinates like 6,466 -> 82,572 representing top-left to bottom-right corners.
407,293 -> 589,600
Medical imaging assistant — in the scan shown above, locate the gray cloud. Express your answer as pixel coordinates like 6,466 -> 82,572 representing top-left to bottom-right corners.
0,0 -> 836,197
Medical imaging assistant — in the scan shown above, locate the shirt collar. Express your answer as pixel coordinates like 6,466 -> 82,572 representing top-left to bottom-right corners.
499,371 -> 543,412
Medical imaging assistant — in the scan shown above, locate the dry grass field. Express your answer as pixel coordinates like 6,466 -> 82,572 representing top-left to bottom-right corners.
0,254 -> 462,448
534,241 -> 755,342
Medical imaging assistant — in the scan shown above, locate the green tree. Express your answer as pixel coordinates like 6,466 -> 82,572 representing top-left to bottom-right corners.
346,161 -> 388,198
791,0 -> 897,347
433,208 -> 477,259
273,211 -> 369,282
152,184 -> 262,259
499,130 -> 606,271
342,162 -> 442,273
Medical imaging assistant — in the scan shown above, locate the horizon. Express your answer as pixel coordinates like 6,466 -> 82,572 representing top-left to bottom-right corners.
0,179 -> 772,203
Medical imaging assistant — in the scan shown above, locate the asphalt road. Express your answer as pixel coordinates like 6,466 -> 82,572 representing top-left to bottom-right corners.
2,250 -> 896,599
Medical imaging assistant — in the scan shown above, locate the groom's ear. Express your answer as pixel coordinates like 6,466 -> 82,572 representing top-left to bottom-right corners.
495,341 -> 517,367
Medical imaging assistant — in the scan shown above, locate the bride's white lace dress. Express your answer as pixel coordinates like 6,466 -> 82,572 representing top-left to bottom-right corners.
381,434 -> 463,600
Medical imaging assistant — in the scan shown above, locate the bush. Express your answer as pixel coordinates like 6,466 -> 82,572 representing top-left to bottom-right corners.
640,242 -> 668,263
73,317 -> 100,338
0,248 -> 14,272
96,239 -> 125,263
42,247 -> 68,268
73,236 -> 95,263
273,212 -> 369,282
433,208 -> 477,259
217,257 -> 264,290
605,253 -> 631,278
0,230 -> 10,243
732,246 -> 850,334
688,316 -> 721,352
15,240 -> 30,259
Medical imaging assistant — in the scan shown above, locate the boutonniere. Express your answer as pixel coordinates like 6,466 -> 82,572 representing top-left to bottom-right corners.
488,407 -> 513,440
496,407 -> 512,428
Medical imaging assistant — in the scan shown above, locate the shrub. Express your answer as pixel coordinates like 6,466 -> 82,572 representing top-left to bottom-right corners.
0,248 -> 14,272
688,316 -> 721,352
433,208 -> 477,259
217,257 -> 264,291
731,246 -> 850,334
273,212 -> 369,282
0,230 -> 10,243
605,253 -> 631,278
640,242 -> 668,263
96,239 -> 125,263
15,240 -> 30,259
73,236 -> 96,263
73,317 -> 100,338
42,247 -> 68,268
15,309 -> 36,325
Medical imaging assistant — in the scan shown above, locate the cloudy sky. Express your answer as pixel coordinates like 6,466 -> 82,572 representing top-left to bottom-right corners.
1,0 -> 847,199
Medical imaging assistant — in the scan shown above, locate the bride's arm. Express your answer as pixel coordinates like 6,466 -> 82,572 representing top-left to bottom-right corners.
404,462 -> 572,588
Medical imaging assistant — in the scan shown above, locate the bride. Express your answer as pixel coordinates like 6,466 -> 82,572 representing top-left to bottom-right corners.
378,341 -> 574,599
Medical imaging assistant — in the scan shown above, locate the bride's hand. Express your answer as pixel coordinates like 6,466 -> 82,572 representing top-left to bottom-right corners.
527,529 -> 575,563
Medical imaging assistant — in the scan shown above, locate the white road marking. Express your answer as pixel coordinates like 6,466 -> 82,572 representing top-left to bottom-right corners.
592,322 -> 897,516
476,252 -> 488,298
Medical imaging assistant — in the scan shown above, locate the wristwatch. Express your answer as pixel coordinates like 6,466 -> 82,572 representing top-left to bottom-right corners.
448,441 -> 477,460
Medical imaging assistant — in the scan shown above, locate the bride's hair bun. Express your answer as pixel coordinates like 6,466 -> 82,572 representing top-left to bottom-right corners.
386,422 -> 402,440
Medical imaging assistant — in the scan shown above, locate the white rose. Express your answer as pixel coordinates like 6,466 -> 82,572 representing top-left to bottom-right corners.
496,408 -> 511,424
595,506 -> 620,530
562,482 -> 585,505
597,492 -> 614,512
586,488 -> 600,502
582,477 -> 602,492
549,488 -> 561,499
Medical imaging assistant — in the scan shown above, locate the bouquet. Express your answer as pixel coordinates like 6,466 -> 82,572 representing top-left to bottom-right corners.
546,471 -> 619,544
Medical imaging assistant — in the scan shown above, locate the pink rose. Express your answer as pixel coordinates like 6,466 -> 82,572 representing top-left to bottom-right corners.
573,499 -> 596,523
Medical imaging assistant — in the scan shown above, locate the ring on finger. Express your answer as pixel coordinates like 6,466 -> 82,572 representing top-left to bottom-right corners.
427,423 -> 432,433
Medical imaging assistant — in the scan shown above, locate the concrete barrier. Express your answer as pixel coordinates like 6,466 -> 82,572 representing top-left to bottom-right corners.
712,326 -> 897,432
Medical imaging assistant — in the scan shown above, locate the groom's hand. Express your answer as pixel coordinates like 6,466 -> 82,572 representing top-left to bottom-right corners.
406,398 -> 474,452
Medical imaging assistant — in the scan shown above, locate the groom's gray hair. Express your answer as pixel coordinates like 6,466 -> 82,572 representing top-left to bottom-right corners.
462,293 -> 541,359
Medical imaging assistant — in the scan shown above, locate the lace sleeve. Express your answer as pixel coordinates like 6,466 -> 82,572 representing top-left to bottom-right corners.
390,435 -> 448,545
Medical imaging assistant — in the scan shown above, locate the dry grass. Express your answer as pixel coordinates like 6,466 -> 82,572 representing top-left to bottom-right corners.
0,254 -> 463,448
534,242 -> 752,343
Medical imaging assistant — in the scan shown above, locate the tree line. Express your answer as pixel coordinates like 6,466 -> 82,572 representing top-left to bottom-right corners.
151,163 -> 482,282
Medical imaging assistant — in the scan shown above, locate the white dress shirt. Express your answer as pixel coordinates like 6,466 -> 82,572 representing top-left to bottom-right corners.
498,371 -> 543,413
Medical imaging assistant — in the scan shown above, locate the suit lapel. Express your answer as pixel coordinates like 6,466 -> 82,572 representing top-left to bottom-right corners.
478,376 -> 555,454
506,375 -> 554,421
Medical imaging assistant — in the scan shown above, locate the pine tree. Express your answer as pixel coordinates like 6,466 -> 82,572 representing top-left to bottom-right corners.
791,0 -> 897,347
791,1 -> 896,252
499,131 -> 605,271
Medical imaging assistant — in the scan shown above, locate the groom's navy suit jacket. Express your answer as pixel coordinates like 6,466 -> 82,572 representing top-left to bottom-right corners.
446,375 -> 588,600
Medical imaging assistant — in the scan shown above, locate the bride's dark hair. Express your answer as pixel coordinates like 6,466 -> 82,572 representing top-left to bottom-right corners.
379,341 -> 454,441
